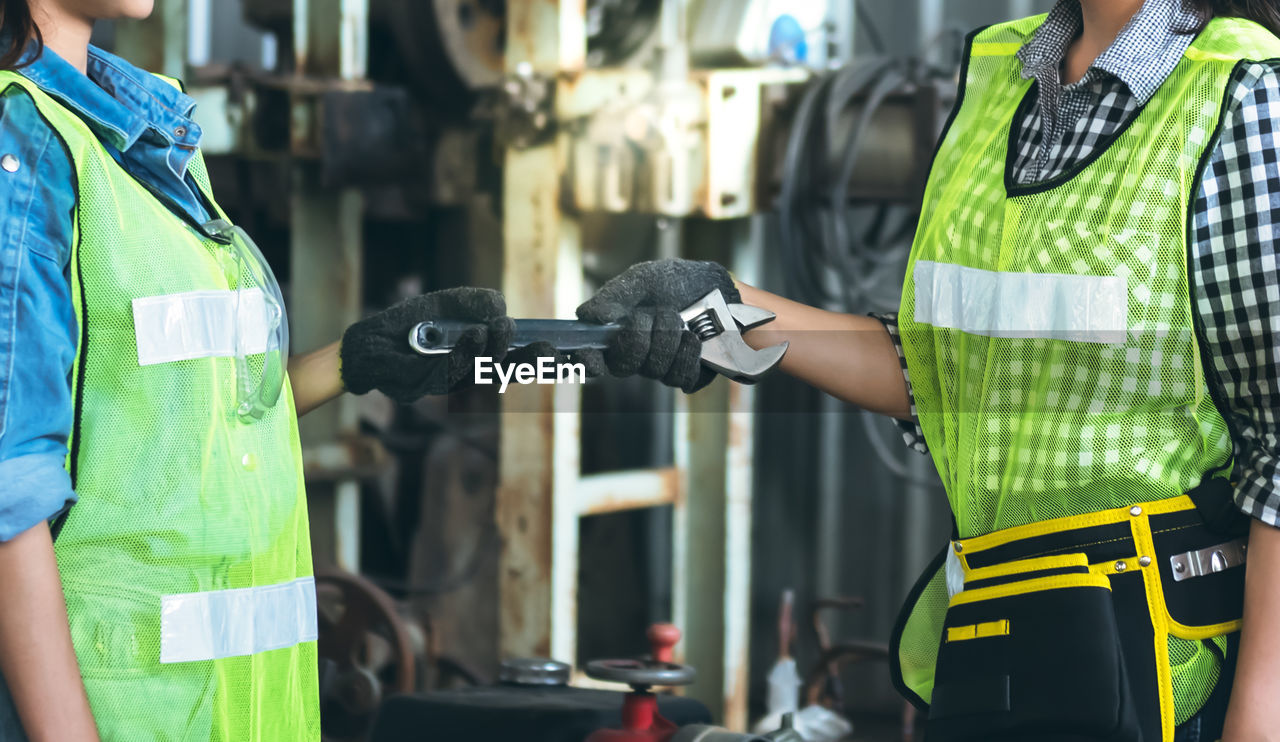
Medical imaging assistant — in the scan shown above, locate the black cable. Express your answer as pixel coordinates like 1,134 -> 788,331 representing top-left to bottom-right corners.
779,71 -> 839,301
774,49 -> 961,485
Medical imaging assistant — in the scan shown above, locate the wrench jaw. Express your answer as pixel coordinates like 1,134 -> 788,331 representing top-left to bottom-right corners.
701,338 -> 790,384
680,289 -> 788,384
727,303 -> 778,333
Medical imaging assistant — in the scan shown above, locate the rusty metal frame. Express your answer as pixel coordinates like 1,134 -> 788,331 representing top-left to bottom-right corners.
290,0 -> 369,573
496,1 -> 755,729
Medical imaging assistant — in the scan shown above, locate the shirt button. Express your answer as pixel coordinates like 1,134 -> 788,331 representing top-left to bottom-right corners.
174,126 -> 188,138
1,154 -> 19,173
241,453 -> 258,471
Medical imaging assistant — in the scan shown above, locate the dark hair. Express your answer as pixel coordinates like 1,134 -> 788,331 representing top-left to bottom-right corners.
1188,0 -> 1280,37
0,0 -> 40,70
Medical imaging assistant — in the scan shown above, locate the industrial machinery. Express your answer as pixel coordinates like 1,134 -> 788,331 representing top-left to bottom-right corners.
107,0 -> 958,737
368,625 -> 711,742
368,624 -> 807,742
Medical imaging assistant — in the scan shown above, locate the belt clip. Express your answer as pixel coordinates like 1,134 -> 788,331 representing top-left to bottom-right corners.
1169,538 -> 1247,582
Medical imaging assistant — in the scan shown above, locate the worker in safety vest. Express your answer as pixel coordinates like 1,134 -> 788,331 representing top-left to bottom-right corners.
0,1 -> 517,740
582,1 -> 1280,740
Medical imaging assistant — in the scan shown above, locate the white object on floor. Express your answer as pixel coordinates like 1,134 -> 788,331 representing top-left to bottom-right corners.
753,703 -> 853,742
764,657 -> 801,716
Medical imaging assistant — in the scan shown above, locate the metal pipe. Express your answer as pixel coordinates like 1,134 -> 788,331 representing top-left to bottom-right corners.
187,0 -> 210,68
918,0 -> 944,60
1011,0 -> 1037,18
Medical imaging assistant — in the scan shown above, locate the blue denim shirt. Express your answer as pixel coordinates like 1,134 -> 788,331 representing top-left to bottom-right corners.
0,41 -> 209,542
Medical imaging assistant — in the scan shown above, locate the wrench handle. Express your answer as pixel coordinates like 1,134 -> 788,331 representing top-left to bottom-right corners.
410,319 -> 622,356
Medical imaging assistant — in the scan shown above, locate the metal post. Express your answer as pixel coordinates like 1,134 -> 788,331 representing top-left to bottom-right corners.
1010,0 -> 1037,18
495,6 -> 756,726
918,0 -> 944,61
496,0 -> 588,663
673,217 -> 758,730
291,0 -> 368,572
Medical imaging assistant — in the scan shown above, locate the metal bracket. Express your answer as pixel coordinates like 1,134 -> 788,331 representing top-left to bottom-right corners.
1169,538 -> 1247,582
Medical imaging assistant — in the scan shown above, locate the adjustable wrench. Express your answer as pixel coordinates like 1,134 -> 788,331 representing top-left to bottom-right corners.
408,289 -> 788,384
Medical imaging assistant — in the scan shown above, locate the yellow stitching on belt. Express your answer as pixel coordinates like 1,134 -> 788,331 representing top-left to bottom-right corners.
1006,535 -> 1134,564
1167,618 -> 1241,640
976,619 -> 1010,638
1130,512 -> 1176,742
945,620 -> 1010,643
964,553 -> 1089,580
949,573 -> 1112,607
953,496 -> 1197,557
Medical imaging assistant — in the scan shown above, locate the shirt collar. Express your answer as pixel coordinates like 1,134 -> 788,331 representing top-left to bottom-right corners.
1016,0 -> 1208,104
13,39 -> 198,152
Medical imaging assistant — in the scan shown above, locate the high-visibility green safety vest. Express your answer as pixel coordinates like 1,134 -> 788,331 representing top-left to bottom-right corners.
0,70 -> 320,741
897,14 -> 1280,726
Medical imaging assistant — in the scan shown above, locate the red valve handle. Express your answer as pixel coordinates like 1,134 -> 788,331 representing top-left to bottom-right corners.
648,624 -> 680,664
584,623 -> 695,688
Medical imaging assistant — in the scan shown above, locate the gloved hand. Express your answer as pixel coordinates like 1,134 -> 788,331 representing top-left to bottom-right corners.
503,341 -> 609,380
576,259 -> 739,393
340,288 -> 515,403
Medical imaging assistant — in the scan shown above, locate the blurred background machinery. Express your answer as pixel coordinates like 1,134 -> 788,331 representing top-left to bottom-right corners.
99,1 -> 1054,739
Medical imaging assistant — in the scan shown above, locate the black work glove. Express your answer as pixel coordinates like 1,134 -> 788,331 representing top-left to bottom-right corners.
576,259 -> 739,393
340,288 -> 515,403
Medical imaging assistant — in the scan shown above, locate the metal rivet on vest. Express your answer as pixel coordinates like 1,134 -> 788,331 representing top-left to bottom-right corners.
1139,556 -> 1152,567
953,542 -> 963,553
0,154 -> 18,173
241,452 -> 258,471
1130,506 -> 1142,516
1114,561 -> 1128,572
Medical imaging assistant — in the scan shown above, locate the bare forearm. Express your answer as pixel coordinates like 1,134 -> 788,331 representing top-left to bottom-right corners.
736,283 -> 912,419
0,525 -> 98,742
287,341 -> 345,418
1223,519 -> 1280,740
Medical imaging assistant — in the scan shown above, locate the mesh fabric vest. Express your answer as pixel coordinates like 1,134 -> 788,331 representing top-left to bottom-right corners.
0,71 -> 320,741
898,15 -> 1280,724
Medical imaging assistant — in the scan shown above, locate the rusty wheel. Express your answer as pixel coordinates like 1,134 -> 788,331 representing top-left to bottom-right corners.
317,568 -> 416,742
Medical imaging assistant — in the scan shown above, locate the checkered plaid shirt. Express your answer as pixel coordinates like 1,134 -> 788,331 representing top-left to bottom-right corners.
877,0 -> 1280,526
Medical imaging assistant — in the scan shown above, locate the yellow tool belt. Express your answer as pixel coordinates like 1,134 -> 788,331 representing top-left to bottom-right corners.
892,490 -> 1247,742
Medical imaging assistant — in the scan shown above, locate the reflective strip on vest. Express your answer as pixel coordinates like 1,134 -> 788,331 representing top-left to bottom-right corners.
159,577 -> 318,664
912,260 -> 1127,343
132,288 -> 271,366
